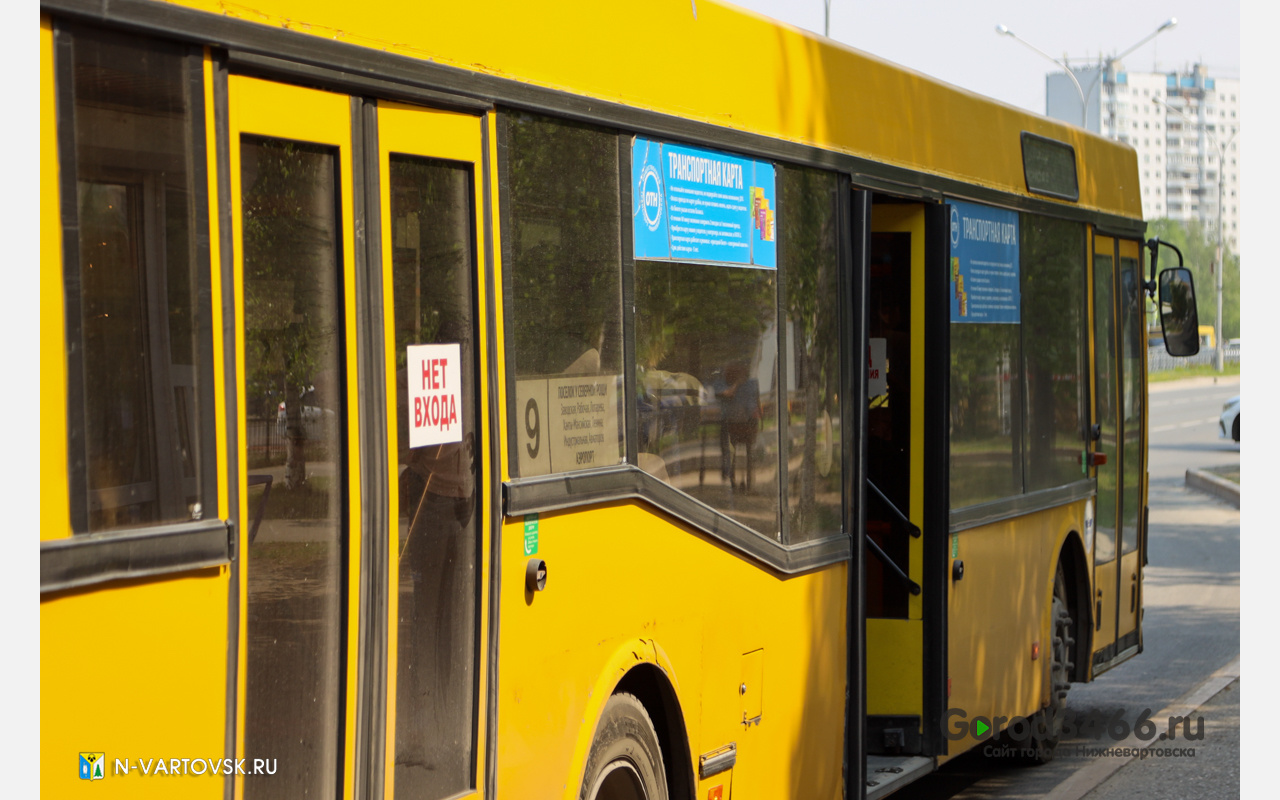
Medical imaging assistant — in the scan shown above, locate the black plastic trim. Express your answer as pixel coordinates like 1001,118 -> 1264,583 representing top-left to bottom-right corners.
41,518 -> 232,593
619,133 -> 638,468
212,51 -> 240,800
845,187 -> 869,797
52,21 -> 88,534
1091,629 -> 1141,678
41,0 -> 1145,239
503,466 -> 851,575
495,112 -> 519,479
774,173 -> 790,544
948,480 -> 1096,534
351,96 -> 388,800
921,202 -> 951,757
227,51 -> 491,115
481,112 -> 503,800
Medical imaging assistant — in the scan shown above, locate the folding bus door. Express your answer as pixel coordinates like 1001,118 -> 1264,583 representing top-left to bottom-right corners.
230,76 -> 361,800
1113,238 -> 1146,656
375,101 -> 490,800
230,78 -> 491,799
1090,234 -> 1120,664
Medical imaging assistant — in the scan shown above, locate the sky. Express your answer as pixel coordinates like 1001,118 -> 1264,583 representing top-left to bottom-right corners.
724,0 -> 1240,117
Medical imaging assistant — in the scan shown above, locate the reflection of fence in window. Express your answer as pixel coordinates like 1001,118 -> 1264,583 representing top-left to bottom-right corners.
1148,342 -> 1239,372
246,416 -> 286,468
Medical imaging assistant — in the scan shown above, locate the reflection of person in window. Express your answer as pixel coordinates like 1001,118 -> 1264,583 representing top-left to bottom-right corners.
394,365 -> 476,782
718,360 -> 760,492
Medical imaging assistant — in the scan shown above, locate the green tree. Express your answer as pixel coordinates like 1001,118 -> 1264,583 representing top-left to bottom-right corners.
1144,218 -> 1240,341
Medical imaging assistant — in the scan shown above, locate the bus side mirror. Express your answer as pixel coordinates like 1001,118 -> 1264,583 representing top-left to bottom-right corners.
1158,267 -> 1200,357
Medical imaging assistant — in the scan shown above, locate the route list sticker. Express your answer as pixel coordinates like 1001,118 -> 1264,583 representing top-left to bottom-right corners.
516,375 -> 621,476
407,343 -> 462,448
632,137 -> 776,268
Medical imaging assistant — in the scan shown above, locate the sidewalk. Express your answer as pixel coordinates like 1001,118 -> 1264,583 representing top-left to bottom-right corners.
1148,374 -> 1239,393
1081,679 -> 1239,800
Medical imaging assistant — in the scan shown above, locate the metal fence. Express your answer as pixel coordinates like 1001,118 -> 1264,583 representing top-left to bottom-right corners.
1149,343 -> 1240,372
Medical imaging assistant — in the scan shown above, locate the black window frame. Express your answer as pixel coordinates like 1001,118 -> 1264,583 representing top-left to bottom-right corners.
43,21 -> 225,593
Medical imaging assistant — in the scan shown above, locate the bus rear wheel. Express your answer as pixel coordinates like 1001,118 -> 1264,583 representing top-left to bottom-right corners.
580,693 -> 668,800
1029,564 -> 1074,764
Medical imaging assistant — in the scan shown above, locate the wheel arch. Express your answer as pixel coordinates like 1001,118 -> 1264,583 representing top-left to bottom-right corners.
616,664 -> 695,800
1056,530 -> 1092,683
571,640 -> 695,800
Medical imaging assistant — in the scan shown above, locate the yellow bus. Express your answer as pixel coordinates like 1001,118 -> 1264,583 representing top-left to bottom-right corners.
40,1 -> 1200,797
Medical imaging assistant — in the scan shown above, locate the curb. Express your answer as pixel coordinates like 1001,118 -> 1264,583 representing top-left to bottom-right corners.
1044,656 -> 1240,800
1185,468 -> 1240,509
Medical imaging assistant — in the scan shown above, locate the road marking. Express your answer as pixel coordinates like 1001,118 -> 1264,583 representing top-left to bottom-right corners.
1149,416 -> 1218,434
1042,655 -> 1240,800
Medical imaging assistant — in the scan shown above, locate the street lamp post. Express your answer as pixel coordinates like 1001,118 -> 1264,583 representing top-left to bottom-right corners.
996,19 -> 1176,130
1153,96 -> 1237,372
995,25 -> 1086,125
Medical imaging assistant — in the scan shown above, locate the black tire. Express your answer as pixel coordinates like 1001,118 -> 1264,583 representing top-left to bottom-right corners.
580,693 -> 668,800
1232,415 -> 1239,443
1028,563 -> 1074,764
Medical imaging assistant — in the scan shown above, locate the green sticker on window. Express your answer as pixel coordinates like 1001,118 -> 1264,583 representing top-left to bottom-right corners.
524,513 -> 539,556
951,534 -> 959,559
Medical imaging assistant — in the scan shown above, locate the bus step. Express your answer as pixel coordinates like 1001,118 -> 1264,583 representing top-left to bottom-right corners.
865,755 -> 933,799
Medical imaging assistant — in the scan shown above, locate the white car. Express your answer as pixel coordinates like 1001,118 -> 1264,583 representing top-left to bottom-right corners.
1219,396 -> 1240,443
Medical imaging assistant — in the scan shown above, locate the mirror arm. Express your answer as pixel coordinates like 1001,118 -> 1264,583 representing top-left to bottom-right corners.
1144,237 -> 1184,298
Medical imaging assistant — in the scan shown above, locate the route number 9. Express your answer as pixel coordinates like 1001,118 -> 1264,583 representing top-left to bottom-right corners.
525,397 -> 540,459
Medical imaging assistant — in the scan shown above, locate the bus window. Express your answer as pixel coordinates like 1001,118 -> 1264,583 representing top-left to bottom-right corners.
61,27 -> 214,532
504,113 -> 625,477
635,260 -> 781,536
1021,216 -> 1087,492
780,166 -> 843,543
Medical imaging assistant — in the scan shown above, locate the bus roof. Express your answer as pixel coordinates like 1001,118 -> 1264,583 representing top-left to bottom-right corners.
164,0 -> 1142,219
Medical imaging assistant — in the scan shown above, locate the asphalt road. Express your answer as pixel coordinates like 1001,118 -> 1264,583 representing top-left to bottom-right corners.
892,375 -> 1241,800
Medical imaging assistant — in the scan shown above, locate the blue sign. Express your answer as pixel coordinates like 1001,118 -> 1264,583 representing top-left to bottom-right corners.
949,200 -> 1020,324
632,137 -> 776,268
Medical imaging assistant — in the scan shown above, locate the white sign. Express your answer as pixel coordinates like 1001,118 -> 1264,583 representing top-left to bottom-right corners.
516,375 -> 621,476
868,338 -> 888,397
407,343 -> 463,448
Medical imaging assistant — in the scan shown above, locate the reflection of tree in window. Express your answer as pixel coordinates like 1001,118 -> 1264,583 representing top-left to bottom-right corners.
635,260 -> 779,536
1021,216 -> 1086,492
241,138 -> 341,490
780,166 -> 843,543
949,322 -> 1022,507
506,114 -> 621,378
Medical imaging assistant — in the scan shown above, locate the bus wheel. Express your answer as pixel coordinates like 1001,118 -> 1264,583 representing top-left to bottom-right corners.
580,693 -> 668,800
1029,564 -> 1074,764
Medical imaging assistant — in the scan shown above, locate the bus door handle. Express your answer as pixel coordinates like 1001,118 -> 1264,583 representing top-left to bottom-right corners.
866,480 -> 921,538
864,535 -> 921,596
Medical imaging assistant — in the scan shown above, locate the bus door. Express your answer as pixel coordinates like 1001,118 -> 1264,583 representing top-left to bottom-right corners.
230,76 -> 489,799
865,200 -> 926,756
376,101 -> 489,800
1090,232 -> 1121,665
1114,239 -> 1146,655
230,76 -> 362,799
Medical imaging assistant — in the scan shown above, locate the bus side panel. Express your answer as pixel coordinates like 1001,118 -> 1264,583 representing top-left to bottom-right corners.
494,502 -> 846,800
941,501 -> 1085,759
41,570 -> 230,796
